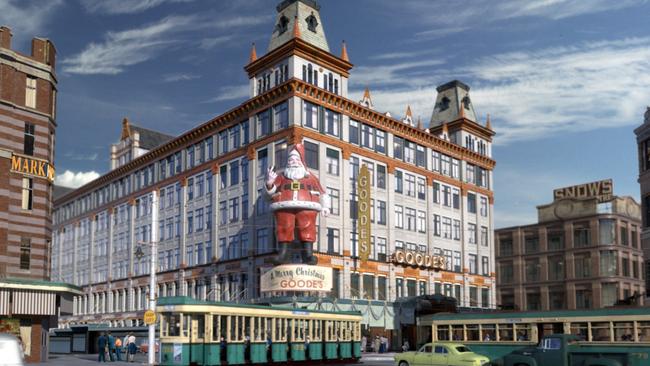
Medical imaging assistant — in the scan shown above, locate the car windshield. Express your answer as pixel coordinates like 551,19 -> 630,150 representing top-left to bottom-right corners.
455,346 -> 472,353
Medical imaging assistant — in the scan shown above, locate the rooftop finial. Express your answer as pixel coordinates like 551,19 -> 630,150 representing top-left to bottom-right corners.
359,87 -> 373,109
120,118 -> 131,141
486,113 -> 492,130
458,101 -> 465,119
341,40 -> 349,62
249,42 -> 258,63
292,16 -> 301,38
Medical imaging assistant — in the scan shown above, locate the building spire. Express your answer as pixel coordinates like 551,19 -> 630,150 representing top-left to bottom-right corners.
292,16 -> 301,38
120,117 -> 131,141
249,42 -> 258,63
340,40 -> 349,62
360,87 -> 373,109
458,100 -> 465,119
441,122 -> 449,141
486,113 -> 492,130
402,105 -> 413,126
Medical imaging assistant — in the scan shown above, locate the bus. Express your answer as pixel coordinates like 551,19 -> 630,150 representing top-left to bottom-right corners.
420,307 -> 650,363
157,296 -> 362,365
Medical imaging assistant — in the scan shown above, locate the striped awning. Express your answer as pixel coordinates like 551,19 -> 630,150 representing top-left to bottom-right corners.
12,290 -> 57,315
0,290 -> 9,315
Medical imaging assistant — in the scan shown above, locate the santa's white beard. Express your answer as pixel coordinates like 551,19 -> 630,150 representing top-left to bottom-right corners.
284,165 -> 308,180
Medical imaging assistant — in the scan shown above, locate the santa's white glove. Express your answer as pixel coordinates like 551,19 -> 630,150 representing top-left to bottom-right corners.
266,165 -> 277,189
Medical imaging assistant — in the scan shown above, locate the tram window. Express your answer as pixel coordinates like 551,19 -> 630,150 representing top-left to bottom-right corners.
195,315 -> 205,339
452,325 -> 463,341
591,322 -> 612,342
466,324 -> 479,341
614,322 -> 634,341
498,324 -> 514,341
515,324 -> 531,341
244,316 -> 251,341
212,315 -> 221,341
570,323 -> 588,341
275,318 -> 286,342
313,320 -> 321,341
220,316 -> 228,340
182,314 -> 190,337
540,337 -> 561,350
437,325 -> 450,340
481,324 -> 495,341
638,322 -> 650,341
254,317 -> 262,341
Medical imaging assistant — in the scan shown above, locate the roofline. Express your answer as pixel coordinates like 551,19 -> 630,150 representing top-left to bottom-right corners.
0,277 -> 83,295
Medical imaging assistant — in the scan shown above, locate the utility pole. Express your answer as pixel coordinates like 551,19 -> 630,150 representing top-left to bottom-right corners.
148,190 -> 158,366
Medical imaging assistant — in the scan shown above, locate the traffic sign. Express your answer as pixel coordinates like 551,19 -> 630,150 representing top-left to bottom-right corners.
144,310 -> 156,325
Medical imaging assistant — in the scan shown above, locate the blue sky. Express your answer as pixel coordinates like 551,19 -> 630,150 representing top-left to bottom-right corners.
2,0 -> 650,228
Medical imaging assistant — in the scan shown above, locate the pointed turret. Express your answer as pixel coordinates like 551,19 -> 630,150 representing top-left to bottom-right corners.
402,105 -> 413,126
249,42 -> 258,63
359,87 -> 373,109
268,0 -> 329,52
440,122 -> 449,141
120,117 -> 131,140
429,80 -> 477,128
340,40 -> 349,62
486,114 -> 492,130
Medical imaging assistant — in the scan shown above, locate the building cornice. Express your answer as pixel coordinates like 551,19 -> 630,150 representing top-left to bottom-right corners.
429,117 -> 495,141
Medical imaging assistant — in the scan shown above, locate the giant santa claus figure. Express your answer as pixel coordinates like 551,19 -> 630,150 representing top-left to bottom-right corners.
265,143 -> 330,265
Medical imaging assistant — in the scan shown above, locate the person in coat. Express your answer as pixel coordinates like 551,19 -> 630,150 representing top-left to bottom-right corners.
107,332 -> 116,361
97,333 -> 107,362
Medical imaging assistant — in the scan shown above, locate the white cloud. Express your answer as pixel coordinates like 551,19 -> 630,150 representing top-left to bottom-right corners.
396,0 -> 646,38
162,73 -> 200,82
351,37 -> 650,143
199,36 -> 233,50
64,151 -> 99,161
62,14 -> 266,75
0,0 -> 62,43
203,85 -> 250,103
55,170 -> 100,188
80,0 -> 193,15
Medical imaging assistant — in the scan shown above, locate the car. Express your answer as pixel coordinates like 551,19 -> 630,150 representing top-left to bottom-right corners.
0,333 -> 24,366
394,342 -> 489,366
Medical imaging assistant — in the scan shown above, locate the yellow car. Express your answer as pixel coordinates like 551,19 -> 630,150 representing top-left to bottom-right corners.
395,342 -> 490,366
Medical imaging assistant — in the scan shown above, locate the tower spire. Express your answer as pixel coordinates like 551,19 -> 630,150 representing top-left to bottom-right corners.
486,114 -> 492,130
249,42 -> 258,63
360,87 -> 373,109
341,40 -> 349,62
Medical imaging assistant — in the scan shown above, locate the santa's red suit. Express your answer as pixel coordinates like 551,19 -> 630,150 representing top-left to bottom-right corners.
266,172 -> 327,242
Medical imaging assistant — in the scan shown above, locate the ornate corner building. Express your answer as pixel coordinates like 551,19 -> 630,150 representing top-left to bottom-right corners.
635,107 -> 650,298
495,180 -> 644,311
52,0 -> 496,345
0,26 -> 81,362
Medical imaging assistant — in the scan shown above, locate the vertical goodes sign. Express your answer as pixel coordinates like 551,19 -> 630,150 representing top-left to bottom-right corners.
358,165 -> 371,263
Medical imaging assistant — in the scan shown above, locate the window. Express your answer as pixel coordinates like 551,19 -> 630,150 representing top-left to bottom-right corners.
326,148 -> 339,175
22,178 -> 33,210
600,250 -> 618,276
375,130 -> 386,154
219,201 -> 227,225
327,187 -> 340,216
326,228 -> 339,254
377,200 -> 386,225
548,231 -> 564,250
525,259 -> 540,281
574,254 -> 591,278
525,235 -> 539,253
453,220 -> 461,240
480,197 -> 488,217
469,254 -> 478,274
230,161 -> 239,186
377,165 -> 386,189
20,237 -> 30,269
600,219 -> 615,245
417,211 -> 426,232
482,256 -> 489,276
25,76 -> 36,108
393,136 -> 404,161
274,102 -> 289,130
24,123 -> 35,156
500,262 -> 514,283
187,212 -> 194,234
442,217 -> 452,239
405,174 -> 415,197
468,223 -> 477,244
324,108 -> 340,136
257,149 -> 268,176
349,120 -> 359,144
229,198 -> 239,222
417,177 -> 426,200
405,208 -> 416,231
454,251 -> 461,272
480,226 -> 488,246
394,205 -> 404,228
467,193 -> 477,213
304,141 -> 319,169
361,124 -> 374,149
574,225 -> 590,247
394,170 -> 403,193
257,109 -> 271,137
303,101 -> 318,130
256,228 -> 270,254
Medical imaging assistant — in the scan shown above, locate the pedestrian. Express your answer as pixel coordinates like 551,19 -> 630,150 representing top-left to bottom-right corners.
107,332 -> 116,361
97,332 -> 107,362
115,336 -> 122,361
361,335 -> 367,353
304,335 -> 310,359
401,340 -> 409,352
220,336 -> 227,363
374,336 -> 380,354
380,336 -> 387,353
127,332 -> 137,362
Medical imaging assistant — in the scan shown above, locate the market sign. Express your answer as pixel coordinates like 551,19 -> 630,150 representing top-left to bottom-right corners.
392,249 -> 446,271
357,164 -> 371,262
11,154 -> 55,182
553,179 -> 613,203
260,264 -> 332,292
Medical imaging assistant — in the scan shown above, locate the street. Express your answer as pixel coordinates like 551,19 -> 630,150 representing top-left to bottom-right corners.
34,353 -> 396,366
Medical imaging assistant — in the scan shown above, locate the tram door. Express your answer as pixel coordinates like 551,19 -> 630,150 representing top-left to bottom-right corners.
538,323 -> 563,339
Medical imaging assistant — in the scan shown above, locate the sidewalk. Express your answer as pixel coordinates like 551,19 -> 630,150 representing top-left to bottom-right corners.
34,353 -> 148,366
361,351 -> 396,361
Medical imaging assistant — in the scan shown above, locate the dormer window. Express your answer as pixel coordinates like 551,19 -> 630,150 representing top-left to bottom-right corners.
462,96 -> 471,109
277,15 -> 289,35
306,13 -> 318,33
439,96 -> 450,111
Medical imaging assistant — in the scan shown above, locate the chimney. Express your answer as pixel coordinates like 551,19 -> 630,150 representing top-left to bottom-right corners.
0,26 -> 12,49
31,37 -> 57,67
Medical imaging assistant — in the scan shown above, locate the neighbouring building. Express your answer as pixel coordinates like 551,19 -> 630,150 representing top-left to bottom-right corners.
634,107 -> 650,299
0,26 -> 80,362
51,0 -> 496,347
495,179 -> 644,311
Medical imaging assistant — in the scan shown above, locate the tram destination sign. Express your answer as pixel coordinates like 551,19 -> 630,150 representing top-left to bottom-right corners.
553,179 -> 613,203
261,264 -> 333,292
391,249 -> 446,271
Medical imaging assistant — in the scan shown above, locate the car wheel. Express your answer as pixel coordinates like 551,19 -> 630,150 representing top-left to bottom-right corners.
399,361 -> 409,366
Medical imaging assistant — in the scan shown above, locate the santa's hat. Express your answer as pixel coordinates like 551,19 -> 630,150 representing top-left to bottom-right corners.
288,143 -> 306,164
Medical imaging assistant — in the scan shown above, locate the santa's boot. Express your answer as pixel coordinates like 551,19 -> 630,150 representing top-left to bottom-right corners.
302,242 -> 318,265
274,243 -> 292,265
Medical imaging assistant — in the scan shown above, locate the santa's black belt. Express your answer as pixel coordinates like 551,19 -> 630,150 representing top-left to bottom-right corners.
282,183 -> 314,191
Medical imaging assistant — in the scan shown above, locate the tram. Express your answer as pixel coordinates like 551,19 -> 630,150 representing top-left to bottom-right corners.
421,306 -> 650,363
157,296 -> 362,365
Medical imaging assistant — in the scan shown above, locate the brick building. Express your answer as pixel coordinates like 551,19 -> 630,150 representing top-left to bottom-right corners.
634,107 -> 650,299
495,180 -> 644,311
52,0 -> 496,347
0,26 -> 80,362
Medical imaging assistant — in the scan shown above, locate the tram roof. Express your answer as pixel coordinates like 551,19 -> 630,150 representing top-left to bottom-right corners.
157,296 -> 362,316
424,306 -> 650,322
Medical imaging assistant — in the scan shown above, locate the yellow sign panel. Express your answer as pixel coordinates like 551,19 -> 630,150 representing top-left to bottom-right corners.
10,154 -> 55,182
553,179 -> 613,203
143,310 -> 156,325
357,165 -> 371,262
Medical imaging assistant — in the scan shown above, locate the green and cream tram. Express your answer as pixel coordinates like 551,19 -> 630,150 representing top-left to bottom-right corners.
157,296 -> 362,365
421,307 -> 650,363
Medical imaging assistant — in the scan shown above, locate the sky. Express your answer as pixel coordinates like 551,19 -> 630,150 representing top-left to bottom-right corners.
2,0 -> 650,229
